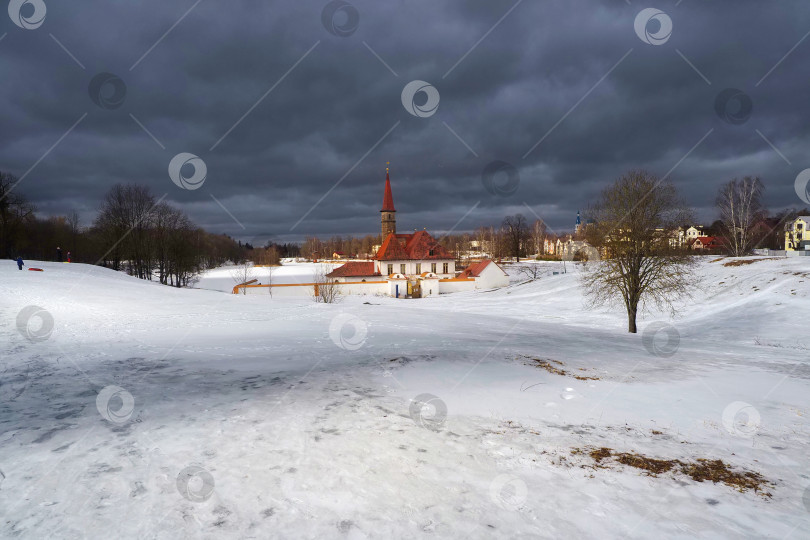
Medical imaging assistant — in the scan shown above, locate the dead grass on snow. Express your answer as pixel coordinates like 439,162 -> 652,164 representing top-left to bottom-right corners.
572,446 -> 772,497
722,258 -> 771,267
519,355 -> 600,380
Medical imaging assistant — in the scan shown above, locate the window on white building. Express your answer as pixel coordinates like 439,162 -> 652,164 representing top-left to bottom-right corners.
416,263 -> 421,274
400,263 -> 406,274
431,263 -> 437,273
387,264 -> 393,275
443,263 -> 449,274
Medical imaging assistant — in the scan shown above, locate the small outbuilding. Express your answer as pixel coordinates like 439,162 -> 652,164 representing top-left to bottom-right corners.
458,260 -> 510,289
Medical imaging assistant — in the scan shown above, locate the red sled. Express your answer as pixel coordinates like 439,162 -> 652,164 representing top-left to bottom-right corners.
28,268 -> 44,272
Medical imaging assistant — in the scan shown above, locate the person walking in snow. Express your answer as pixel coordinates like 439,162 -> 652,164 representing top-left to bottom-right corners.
67,252 -> 71,263
56,247 -> 62,262
16,256 -> 24,270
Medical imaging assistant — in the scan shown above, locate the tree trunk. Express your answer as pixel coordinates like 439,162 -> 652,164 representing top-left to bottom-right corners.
627,304 -> 637,333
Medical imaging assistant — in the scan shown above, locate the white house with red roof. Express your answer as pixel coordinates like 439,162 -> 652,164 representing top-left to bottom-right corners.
691,236 -> 724,251
324,169 -> 509,297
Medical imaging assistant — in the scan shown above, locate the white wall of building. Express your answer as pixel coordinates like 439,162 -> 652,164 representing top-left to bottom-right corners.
376,260 -> 455,278
438,279 -> 476,294
388,278 -> 407,298
420,277 -> 440,297
335,281 -> 389,295
238,281 -> 388,297
475,263 -> 510,289
239,284 -> 311,297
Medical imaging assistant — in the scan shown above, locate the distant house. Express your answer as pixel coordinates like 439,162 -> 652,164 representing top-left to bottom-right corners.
555,235 -> 571,256
332,251 -> 345,259
692,236 -> 724,251
668,225 -> 705,248
543,236 -> 557,255
667,225 -> 705,248
684,226 -> 705,244
467,239 -> 493,258
750,217 -> 783,250
785,216 -> 810,252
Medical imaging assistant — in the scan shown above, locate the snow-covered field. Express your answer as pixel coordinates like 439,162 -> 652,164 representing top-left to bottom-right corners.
1,257 -> 809,538
195,261 -> 340,292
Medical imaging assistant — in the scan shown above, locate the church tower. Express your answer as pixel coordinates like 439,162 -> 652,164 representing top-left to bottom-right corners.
381,167 -> 396,240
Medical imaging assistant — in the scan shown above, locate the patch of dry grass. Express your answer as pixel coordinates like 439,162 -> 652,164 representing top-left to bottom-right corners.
680,459 -> 769,494
572,447 -> 772,497
722,258 -> 770,267
519,356 -> 600,381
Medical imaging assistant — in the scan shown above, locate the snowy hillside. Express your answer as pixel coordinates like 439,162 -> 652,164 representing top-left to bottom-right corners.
1,257 -> 809,538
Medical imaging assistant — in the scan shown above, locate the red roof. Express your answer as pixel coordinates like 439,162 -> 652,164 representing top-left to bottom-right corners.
326,261 -> 380,278
458,259 -> 496,278
375,233 -> 410,260
375,230 -> 454,261
694,236 -> 723,247
381,172 -> 395,212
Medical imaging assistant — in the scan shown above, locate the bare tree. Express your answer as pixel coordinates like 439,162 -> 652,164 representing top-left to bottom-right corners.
502,214 -> 530,262
94,184 -> 157,277
67,210 -> 81,254
312,264 -> 340,303
231,261 -> 256,295
301,236 -> 323,260
716,177 -> 764,257
581,170 -> 696,334
530,219 -> 546,257
151,202 -> 203,287
254,245 -> 281,266
517,263 -> 543,281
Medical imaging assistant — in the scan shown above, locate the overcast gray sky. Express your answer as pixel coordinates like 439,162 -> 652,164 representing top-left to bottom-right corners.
2,0 -> 809,243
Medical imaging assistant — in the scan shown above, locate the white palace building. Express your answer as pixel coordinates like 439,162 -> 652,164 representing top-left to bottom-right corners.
233,170 -> 509,298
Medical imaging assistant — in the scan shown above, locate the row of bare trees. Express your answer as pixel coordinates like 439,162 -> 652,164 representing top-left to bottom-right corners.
93,184 -> 246,286
2,171 -> 247,287
300,235 -> 379,259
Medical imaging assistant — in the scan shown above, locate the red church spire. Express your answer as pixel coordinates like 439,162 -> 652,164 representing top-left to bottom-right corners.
381,167 -> 395,212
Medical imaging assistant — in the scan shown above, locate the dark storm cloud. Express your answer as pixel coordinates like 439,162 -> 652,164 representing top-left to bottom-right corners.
2,0 -> 809,243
